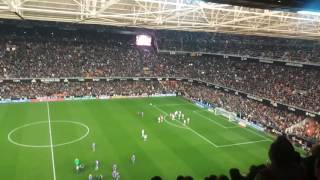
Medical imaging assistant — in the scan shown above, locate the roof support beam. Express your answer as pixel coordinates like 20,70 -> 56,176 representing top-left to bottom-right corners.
0,0 -> 319,40
214,10 -> 278,27
3,0 -> 24,19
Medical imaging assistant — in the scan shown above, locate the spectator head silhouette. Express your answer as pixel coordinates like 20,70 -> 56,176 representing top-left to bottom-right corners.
268,135 -> 296,167
177,175 -> 184,180
205,175 -> 217,180
151,176 -> 162,180
229,168 -> 244,180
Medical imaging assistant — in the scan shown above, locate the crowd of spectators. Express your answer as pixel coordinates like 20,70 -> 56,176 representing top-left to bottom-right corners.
290,120 -> 320,142
1,28 -> 320,113
156,30 -> 320,63
151,54 -> 320,113
173,81 -> 318,143
177,82 -> 301,132
0,81 -> 175,98
1,25 -> 320,142
1,80 -> 319,143
2,22 -> 320,180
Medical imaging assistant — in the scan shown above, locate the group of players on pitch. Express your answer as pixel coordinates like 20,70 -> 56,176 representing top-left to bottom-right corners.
75,110 -> 190,180
74,142 -> 136,180
159,111 -> 191,126
145,111 -> 191,140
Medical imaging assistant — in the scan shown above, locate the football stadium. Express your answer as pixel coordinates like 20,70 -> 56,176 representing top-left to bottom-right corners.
0,0 -> 320,180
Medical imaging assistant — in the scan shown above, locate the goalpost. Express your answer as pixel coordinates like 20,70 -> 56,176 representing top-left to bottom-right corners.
214,107 -> 237,122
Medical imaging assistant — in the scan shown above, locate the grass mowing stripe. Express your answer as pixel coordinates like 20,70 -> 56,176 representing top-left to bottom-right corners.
47,102 -> 57,180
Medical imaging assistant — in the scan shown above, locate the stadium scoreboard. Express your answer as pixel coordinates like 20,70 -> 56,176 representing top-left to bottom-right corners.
136,35 -> 152,46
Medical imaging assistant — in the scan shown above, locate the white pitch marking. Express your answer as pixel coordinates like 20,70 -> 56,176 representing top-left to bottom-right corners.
184,125 -> 218,148
153,104 -> 273,148
240,125 -> 270,140
197,108 -> 271,141
7,121 -> 90,148
217,139 -> 272,148
193,110 -> 229,128
153,105 -> 218,148
193,110 -> 239,129
164,118 -> 188,130
47,102 -> 57,180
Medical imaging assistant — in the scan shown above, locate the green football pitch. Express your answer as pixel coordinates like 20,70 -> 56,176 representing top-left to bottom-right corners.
0,96 -> 273,180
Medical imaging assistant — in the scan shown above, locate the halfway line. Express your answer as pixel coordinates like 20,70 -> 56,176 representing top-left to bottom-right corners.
47,102 -> 57,180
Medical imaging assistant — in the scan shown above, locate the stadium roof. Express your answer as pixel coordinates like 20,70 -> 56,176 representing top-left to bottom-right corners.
1,0 -> 320,40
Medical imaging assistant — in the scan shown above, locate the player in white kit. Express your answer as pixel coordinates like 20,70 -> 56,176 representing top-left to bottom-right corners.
116,172 -> 120,180
112,170 -> 117,179
131,154 -> 136,164
95,160 -> 99,170
112,164 -> 117,171
92,142 -> 96,152
141,129 -> 145,138
143,134 -> 148,141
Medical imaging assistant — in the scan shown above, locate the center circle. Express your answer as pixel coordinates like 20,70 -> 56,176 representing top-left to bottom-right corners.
8,121 -> 90,148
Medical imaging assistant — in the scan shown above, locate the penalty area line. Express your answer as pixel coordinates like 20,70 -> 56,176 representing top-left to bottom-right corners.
193,110 -> 228,129
197,108 -> 271,141
153,105 -> 218,148
153,105 -> 272,148
217,139 -> 272,148
46,102 -> 57,180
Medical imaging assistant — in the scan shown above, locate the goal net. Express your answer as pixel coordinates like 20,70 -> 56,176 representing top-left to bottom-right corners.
214,107 -> 237,122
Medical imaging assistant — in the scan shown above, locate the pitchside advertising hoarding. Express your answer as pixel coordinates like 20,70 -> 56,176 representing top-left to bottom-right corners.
194,100 -> 213,109
0,94 -> 176,104
0,98 -> 30,104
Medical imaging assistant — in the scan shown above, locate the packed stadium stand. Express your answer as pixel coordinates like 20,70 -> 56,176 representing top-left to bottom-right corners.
157,30 -> 320,63
1,20 -> 320,180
